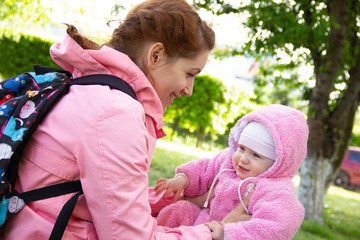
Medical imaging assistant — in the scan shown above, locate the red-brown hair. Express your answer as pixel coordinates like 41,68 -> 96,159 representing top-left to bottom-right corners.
66,0 -> 215,67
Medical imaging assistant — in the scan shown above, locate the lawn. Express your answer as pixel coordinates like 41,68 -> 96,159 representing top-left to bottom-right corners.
149,140 -> 360,240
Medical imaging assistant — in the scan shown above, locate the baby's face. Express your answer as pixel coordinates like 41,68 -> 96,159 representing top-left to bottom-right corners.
233,144 -> 275,179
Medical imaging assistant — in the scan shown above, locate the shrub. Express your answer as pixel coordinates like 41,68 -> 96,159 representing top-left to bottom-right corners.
0,34 -> 58,79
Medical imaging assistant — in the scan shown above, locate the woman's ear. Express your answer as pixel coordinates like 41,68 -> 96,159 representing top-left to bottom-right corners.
147,42 -> 166,70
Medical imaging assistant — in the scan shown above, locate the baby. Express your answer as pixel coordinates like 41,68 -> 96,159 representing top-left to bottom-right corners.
155,104 -> 308,240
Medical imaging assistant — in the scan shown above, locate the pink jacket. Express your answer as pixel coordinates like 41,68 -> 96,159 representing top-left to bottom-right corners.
0,35 -> 211,240
176,104 -> 309,240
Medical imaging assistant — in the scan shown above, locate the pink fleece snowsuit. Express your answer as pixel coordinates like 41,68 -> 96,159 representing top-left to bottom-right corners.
0,35 -> 212,239
157,104 -> 309,240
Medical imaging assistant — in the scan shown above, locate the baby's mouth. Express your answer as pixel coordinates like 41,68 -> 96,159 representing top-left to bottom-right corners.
238,165 -> 249,172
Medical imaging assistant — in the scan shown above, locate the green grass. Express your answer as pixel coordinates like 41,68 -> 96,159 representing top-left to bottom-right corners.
149,140 -> 360,240
294,186 -> 360,240
149,143 -> 204,186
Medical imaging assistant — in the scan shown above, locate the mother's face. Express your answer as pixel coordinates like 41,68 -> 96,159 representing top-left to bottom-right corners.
146,43 -> 210,113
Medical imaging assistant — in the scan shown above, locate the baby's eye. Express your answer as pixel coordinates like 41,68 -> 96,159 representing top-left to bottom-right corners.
239,146 -> 245,151
253,153 -> 261,159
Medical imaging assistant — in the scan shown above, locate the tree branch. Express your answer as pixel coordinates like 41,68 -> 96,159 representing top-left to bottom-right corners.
331,0 -> 360,123
308,0 -> 348,118
301,1 -> 321,76
319,0 -> 348,86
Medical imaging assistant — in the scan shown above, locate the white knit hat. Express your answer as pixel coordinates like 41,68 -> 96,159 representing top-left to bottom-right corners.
238,121 -> 277,161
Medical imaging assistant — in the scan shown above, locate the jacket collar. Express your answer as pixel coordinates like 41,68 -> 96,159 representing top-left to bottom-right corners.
50,34 -> 165,138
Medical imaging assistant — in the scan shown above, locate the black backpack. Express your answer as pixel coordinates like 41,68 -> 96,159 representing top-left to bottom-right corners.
0,65 -> 137,239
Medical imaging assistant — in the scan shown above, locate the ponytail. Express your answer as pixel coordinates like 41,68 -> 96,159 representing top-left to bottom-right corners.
65,24 -> 101,50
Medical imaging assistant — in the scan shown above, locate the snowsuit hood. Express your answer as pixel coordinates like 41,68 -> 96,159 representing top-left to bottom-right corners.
229,104 -> 309,179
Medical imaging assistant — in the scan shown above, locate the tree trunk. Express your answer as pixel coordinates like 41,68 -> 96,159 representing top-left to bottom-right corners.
298,156 -> 333,223
299,68 -> 360,223
297,0 -> 353,223
171,117 -> 180,139
196,126 -> 205,148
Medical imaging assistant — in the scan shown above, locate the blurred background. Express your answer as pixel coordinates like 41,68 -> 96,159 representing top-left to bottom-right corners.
1,1 -> 359,239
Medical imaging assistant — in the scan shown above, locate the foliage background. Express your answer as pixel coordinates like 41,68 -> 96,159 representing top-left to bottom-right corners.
1,0 -> 360,230
0,34 -> 58,79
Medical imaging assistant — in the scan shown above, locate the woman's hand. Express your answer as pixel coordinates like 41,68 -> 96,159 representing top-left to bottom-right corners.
205,221 -> 224,240
222,191 -> 252,223
205,193 -> 252,240
184,190 -> 210,208
222,207 -> 252,223
184,186 -> 215,209
154,175 -> 187,201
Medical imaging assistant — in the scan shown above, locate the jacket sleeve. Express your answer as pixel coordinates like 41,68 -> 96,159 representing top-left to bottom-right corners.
224,180 -> 304,240
75,95 -> 211,240
175,149 -> 229,197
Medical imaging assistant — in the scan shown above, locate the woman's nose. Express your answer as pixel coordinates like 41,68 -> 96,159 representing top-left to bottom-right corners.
182,79 -> 194,97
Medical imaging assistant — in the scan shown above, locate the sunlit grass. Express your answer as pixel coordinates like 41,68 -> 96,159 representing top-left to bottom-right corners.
149,139 -> 360,239
149,140 -> 214,186
293,172 -> 360,239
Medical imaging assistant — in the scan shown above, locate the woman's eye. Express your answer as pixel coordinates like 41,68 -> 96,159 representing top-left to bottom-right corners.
187,73 -> 195,78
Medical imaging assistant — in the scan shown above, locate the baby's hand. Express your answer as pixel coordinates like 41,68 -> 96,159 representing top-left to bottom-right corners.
154,175 -> 187,201
154,178 -> 168,194
205,221 -> 224,240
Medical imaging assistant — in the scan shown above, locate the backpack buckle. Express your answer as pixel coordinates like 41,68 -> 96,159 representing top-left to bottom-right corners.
8,195 -> 25,214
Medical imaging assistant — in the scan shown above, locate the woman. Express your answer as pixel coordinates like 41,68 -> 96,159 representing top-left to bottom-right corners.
1,0 -> 222,239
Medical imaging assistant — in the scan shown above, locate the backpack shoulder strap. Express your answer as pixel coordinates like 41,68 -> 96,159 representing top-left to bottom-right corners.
49,191 -> 82,240
45,74 -> 138,239
70,74 -> 137,100
33,65 -> 137,100
26,69 -> 137,239
19,181 -> 82,203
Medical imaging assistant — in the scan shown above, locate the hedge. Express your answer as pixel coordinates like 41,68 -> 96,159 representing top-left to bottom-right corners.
0,34 -> 59,79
